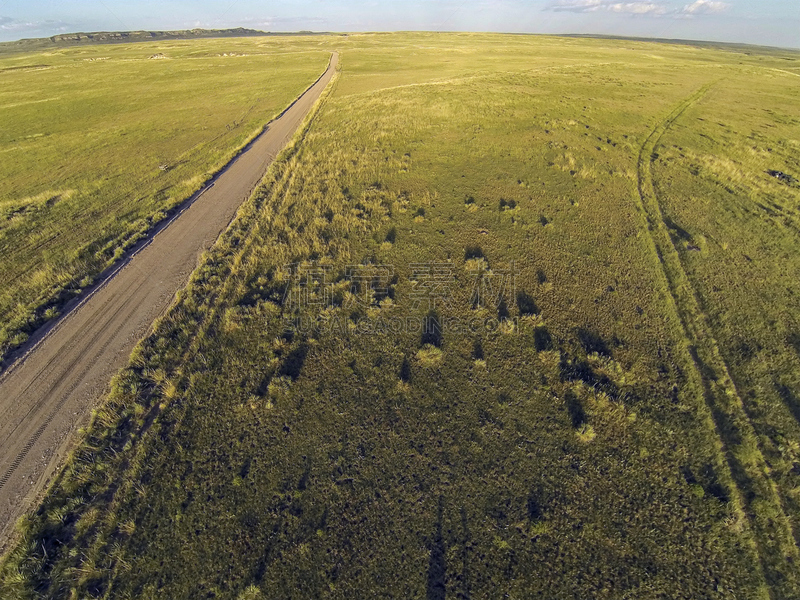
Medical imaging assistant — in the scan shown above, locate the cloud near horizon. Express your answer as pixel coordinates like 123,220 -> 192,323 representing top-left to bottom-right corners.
547,1 -> 665,14
545,0 -> 730,16
682,0 -> 729,14
0,15 -> 71,34
233,15 -> 329,29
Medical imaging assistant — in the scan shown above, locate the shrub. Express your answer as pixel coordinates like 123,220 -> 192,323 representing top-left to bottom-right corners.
499,198 -> 516,210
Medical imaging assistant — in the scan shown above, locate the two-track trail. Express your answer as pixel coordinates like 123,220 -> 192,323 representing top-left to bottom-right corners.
634,81 -> 799,597
0,51 -> 338,551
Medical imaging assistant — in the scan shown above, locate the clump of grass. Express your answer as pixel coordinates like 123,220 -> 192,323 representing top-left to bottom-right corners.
237,585 -> 264,600
576,423 -> 596,443
416,344 -> 443,366
499,198 -> 516,210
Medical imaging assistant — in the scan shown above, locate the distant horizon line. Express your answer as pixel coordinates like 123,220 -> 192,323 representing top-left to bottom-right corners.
3,28 -> 799,53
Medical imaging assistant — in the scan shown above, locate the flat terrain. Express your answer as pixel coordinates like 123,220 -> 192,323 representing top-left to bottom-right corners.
0,49 -> 336,553
2,33 -> 800,599
0,36 -> 332,365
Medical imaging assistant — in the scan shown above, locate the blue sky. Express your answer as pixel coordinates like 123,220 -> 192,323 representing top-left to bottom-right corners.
0,1 -> 798,48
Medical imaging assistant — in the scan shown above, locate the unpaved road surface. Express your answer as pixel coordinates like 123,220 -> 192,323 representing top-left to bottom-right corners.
0,52 -> 338,550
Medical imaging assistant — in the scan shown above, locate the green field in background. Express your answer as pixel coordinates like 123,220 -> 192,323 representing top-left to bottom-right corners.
0,36 -> 331,360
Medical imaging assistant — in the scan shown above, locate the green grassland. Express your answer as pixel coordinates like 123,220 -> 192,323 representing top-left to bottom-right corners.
2,32 -> 800,598
650,69 -> 800,565
0,36 -> 331,363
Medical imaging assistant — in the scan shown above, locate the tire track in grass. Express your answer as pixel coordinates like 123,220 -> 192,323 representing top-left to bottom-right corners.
634,82 -> 800,598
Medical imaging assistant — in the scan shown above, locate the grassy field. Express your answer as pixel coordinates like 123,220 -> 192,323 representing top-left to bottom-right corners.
0,36 -> 331,363
2,32 -> 800,598
649,68 -> 800,567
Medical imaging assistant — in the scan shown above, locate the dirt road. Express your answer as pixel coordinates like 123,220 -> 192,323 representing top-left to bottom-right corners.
0,51 -> 338,550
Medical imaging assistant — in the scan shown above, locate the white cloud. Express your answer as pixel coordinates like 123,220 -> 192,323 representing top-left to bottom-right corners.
0,16 -> 31,31
547,0 -> 667,14
608,3 -> 667,15
200,15 -> 328,31
0,16 -> 71,33
680,1 -> 729,15
545,0 -> 730,17
547,0 -> 602,11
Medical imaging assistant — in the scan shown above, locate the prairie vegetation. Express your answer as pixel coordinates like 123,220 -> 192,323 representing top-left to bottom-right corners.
649,70 -> 800,567
2,32 -> 800,598
0,36 -> 331,363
